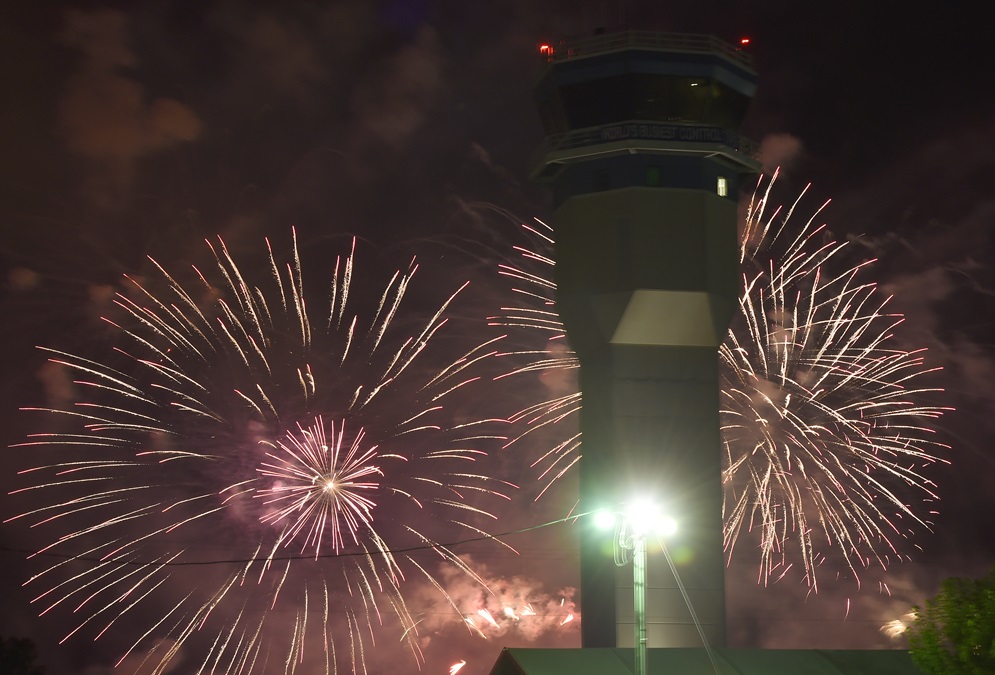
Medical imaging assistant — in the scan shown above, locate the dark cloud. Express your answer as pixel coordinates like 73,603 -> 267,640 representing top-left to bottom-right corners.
57,9 -> 201,201
350,26 -> 446,147
213,11 -> 325,101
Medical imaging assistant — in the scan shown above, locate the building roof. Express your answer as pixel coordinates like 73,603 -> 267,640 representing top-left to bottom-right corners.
488,647 -> 925,675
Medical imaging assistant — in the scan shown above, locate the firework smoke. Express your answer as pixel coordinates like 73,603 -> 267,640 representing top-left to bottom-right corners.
880,611 -> 916,639
438,559 -> 577,642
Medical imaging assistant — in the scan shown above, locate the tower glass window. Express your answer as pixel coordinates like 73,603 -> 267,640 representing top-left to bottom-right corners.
553,74 -> 753,130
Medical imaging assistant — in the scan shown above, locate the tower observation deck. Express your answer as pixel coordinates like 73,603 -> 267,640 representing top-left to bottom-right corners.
531,31 -> 759,650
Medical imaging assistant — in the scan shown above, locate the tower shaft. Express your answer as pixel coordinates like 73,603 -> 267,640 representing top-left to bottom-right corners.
578,344 -> 727,647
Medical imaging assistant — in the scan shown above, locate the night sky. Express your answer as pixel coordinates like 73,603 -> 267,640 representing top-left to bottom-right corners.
2,2 -> 994,674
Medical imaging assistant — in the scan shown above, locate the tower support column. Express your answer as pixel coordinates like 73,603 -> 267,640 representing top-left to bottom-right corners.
578,346 -> 726,648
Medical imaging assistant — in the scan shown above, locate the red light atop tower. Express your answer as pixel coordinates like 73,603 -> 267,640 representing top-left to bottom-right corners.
538,43 -> 555,60
740,37 -> 751,46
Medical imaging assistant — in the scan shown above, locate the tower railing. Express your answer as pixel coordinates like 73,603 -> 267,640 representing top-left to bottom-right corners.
547,30 -> 754,69
542,120 -> 758,155
530,119 -> 760,175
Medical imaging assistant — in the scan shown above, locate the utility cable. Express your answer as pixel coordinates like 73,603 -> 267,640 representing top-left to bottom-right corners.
658,537 -> 723,675
0,510 -> 593,567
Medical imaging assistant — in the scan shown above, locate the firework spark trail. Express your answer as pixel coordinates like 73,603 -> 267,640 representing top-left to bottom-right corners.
7,230 -> 517,673
492,172 -> 950,591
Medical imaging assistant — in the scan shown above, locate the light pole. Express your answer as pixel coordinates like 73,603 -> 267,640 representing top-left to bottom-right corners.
596,500 -> 677,675
633,532 -> 648,675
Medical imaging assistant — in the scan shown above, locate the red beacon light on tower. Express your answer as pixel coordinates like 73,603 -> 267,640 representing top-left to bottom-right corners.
538,42 -> 555,61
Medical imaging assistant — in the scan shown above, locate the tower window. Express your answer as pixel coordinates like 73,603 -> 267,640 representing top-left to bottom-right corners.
716,176 -> 728,197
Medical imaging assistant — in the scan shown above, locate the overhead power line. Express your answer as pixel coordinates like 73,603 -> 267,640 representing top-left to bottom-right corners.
0,511 -> 591,567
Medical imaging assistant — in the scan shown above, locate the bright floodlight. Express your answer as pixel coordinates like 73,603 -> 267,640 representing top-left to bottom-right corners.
625,499 -> 676,537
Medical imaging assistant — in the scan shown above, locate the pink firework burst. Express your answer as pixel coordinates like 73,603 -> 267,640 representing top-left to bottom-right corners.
256,417 -> 381,557
8,230 -> 517,674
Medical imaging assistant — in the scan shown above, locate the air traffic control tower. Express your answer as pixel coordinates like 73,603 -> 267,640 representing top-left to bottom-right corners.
532,31 -> 759,649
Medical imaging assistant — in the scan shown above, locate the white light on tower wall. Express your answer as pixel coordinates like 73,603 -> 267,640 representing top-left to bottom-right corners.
716,176 -> 728,197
